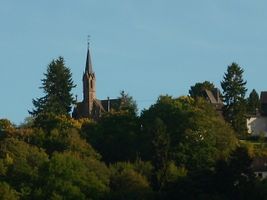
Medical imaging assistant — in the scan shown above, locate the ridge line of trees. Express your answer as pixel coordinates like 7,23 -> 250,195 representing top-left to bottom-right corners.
0,58 -> 266,199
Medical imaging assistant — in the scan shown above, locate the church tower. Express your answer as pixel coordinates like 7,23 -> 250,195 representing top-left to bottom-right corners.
72,41 -> 122,120
82,45 -> 96,116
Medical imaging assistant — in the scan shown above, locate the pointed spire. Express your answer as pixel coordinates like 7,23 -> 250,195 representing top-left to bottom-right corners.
85,47 -> 93,74
85,35 -> 93,73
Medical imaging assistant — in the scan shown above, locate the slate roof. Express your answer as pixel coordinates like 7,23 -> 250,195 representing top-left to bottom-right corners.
101,98 -> 121,112
203,89 -> 223,105
94,99 -> 106,112
73,98 -> 122,120
85,48 -> 93,74
204,90 -> 218,104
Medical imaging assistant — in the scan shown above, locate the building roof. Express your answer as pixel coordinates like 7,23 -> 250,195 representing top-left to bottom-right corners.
203,89 -> 223,104
260,92 -> 267,104
85,48 -> 93,74
204,89 -> 218,104
101,98 -> 121,112
94,99 -> 106,112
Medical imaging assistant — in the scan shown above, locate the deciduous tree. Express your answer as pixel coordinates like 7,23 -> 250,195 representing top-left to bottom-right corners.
189,81 -> 215,98
150,118 -> 169,190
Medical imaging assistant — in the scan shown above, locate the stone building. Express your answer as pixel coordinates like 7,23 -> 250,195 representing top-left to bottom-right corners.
72,47 -> 121,120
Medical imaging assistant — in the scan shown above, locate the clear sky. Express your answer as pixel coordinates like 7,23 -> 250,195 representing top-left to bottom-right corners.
1,0 -> 267,125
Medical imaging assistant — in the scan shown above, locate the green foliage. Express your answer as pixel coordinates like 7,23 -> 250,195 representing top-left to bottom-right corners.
0,138 -> 49,198
163,147 -> 257,200
19,116 -> 35,128
231,100 -> 248,137
150,118 -> 170,190
221,63 -> 247,104
165,162 -> 187,183
33,113 -> 84,132
117,90 -> 138,115
0,119 -> 15,137
30,127 -> 100,159
3,59 -> 266,199
141,96 -> 237,171
30,57 -> 76,116
38,152 -> 109,199
247,89 -> 260,115
221,62 -> 248,136
83,110 -> 140,163
109,162 -> 153,200
0,182 -> 19,200
214,146 -> 256,199
110,161 -> 153,179
189,81 -> 215,98
0,122 -> 110,199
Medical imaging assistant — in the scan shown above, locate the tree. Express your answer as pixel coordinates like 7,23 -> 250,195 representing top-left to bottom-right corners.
189,81 -> 215,98
0,138 -> 49,198
39,152 -> 109,199
150,118 -> 169,190
117,91 -> 138,115
0,119 -> 15,138
140,96 -> 237,171
83,111 -> 140,163
247,89 -> 260,115
221,63 -> 247,135
30,57 -> 76,116
214,146 -> 256,199
0,182 -> 19,200
109,162 -> 152,200
30,118 -> 101,157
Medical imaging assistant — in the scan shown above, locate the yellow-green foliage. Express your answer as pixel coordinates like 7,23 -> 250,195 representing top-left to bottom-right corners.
110,162 -> 152,199
0,182 -> 19,200
240,139 -> 267,157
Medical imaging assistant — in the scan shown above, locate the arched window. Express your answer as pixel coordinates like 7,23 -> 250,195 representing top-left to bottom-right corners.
90,80 -> 93,88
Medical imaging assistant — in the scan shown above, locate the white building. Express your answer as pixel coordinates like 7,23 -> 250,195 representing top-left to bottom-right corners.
246,91 -> 267,137
247,116 -> 267,137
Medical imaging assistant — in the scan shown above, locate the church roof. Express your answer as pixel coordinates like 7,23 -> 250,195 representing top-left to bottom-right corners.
94,99 -> 106,112
101,98 -> 121,112
85,48 -> 93,74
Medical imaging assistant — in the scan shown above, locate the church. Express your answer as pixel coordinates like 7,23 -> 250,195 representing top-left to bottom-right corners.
72,46 -> 121,120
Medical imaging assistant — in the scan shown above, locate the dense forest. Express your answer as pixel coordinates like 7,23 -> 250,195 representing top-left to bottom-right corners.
1,58 -> 267,200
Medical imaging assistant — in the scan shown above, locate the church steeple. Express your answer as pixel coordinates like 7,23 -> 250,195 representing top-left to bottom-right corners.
83,39 -> 96,117
85,47 -> 93,74
72,40 -> 122,120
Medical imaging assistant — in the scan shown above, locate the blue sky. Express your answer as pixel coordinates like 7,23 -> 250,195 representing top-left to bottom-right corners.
1,0 -> 267,124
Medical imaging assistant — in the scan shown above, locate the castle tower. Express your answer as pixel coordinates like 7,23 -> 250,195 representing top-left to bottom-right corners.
82,46 -> 96,116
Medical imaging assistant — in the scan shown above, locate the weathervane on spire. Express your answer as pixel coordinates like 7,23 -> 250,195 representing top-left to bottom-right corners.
87,35 -> 90,49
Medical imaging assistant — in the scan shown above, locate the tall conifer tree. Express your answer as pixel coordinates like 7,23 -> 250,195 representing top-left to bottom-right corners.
221,63 -> 247,136
30,57 -> 76,116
